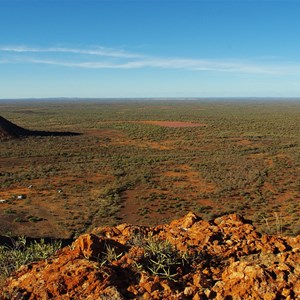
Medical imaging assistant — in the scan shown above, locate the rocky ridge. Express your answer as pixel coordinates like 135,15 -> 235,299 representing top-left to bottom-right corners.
1,213 -> 300,299
0,115 -> 80,140
0,116 -> 30,140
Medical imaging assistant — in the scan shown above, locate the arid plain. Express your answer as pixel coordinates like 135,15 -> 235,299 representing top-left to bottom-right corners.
1,99 -> 300,239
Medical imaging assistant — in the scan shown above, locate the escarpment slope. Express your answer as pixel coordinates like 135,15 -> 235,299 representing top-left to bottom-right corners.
0,115 -> 80,140
0,116 -> 30,139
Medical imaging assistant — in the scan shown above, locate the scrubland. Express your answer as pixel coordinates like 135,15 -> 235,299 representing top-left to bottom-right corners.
1,99 -> 300,238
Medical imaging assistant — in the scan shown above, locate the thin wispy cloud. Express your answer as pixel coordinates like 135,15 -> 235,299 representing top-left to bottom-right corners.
0,45 -> 141,58
0,45 -> 298,75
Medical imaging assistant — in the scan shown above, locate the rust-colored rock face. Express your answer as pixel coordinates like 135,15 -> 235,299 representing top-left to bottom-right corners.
2,213 -> 300,299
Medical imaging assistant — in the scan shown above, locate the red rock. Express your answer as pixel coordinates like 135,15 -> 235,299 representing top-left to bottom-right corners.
170,211 -> 199,229
2,212 -> 300,299
72,233 -> 105,259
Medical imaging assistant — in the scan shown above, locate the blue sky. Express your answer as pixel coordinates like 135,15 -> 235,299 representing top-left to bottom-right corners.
1,0 -> 300,98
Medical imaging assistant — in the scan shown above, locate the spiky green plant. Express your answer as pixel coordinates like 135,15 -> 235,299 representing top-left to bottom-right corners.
0,236 -> 61,284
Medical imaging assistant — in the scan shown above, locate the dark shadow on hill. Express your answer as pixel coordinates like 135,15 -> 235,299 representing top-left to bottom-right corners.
0,115 -> 81,139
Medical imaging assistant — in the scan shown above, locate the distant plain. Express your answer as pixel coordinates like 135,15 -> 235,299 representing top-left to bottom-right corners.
1,99 -> 300,238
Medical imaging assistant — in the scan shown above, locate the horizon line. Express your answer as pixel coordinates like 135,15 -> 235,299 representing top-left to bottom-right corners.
1,96 -> 300,101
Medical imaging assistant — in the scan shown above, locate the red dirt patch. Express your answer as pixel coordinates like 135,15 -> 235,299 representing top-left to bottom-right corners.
139,121 -> 206,128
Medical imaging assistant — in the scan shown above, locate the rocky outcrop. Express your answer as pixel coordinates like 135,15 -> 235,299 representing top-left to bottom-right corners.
2,213 -> 300,299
